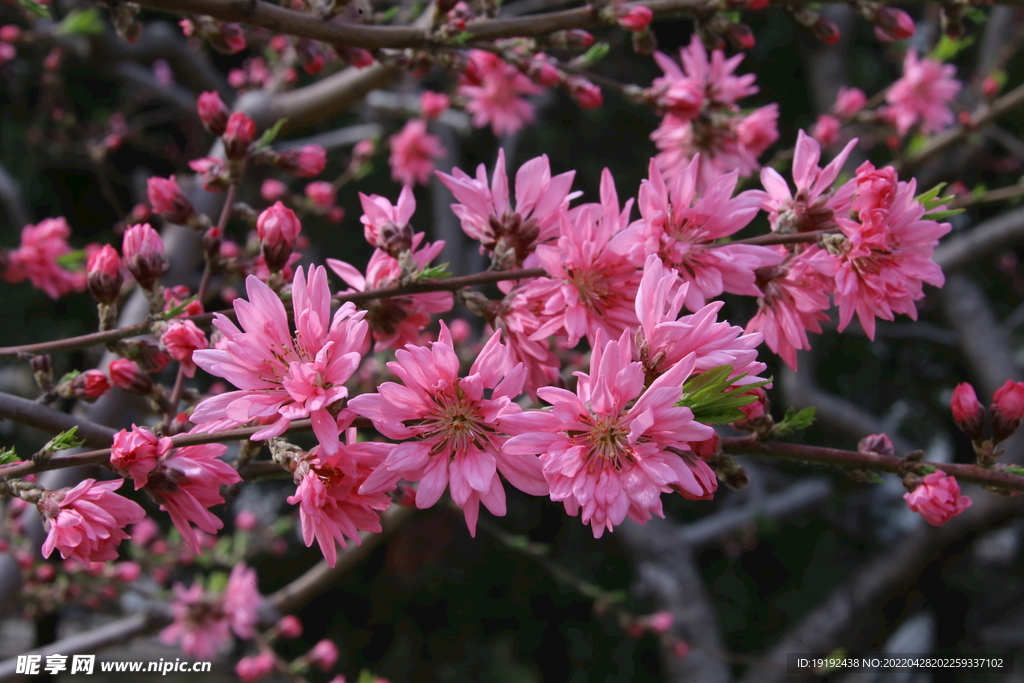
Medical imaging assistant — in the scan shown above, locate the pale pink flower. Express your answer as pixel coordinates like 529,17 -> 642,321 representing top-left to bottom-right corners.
811,114 -> 841,147
502,330 -> 716,537
635,255 -> 767,384
351,324 -> 546,535
486,284 -> 561,398
191,266 -> 369,456
526,169 -> 640,348
420,91 -> 450,120
460,50 -> 543,136
358,185 -> 416,251
286,432 -> 392,567
222,563 -> 261,638
650,36 -> 758,116
308,640 -> 339,671
903,472 -> 972,526
3,218 -> 87,299
388,119 -> 445,187
328,234 -> 453,352
110,424 -> 173,487
38,478 -> 145,563
236,653 -> 275,683
160,563 -> 259,658
144,442 -> 242,553
833,86 -> 866,118
884,50 -> 961,135
436,148 -> 579,269
619,158 -> 781,311
160,320 -> 208,377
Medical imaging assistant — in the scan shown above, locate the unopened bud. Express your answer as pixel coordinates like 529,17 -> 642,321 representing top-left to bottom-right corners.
122,223 -> 167,290
991,379 -> 1024,443
567,77 -> 603,110
257,202 -> 302,272
108,358 -> 153,395
812,16 -> 841,45
146,176 -> 195,225
68,370 -> 111,402
31,355 -> 53,391
951,383 -> 985,442
222,112 -> 256,160
196,91 -> 229,136
873,7 -> 915,42
617,6 -> 653,32
87,244 -> 123,305
277,144 -> 327,178
725,23 -> 756,50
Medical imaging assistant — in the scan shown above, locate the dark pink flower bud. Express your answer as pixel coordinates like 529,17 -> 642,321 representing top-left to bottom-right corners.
691,433 -> 720,460
738,387 -> 768,420
725,22 -> 756,50
991,379 -> 1024,442
304,181 -> 335,208
110,424 -> 172,485
197,91 -> 229,136
565,29 -> 594,48
277,144 -> 327,178
146,176 -> 195,224
276,615 -> 303,639
813,17 -> 841,45
223,112 -> 256,160
568,77 -> 603,110
747,0 -> 770,9
108,358 -> 153,395
308,640 -> 339,671
160,320 -> 208,378
86,244 -> 123,305
209,22 -> 247,54
69,370 -> 110,402
122,223 -> 167,290
420,91 -> 450,120
833,86 -> 866,118
857,433 -> 894,457
261,179 -> 289,202
982,76 -> 1000,99
117,338 -> 171,373
874,7 -> 915,42
618,6 -> 653,31
235,653 -> 275,683
528,54 -> 562,87
257,201 -> 302,272
903,472 -> 971,525
0,25 -> 21,42
950,383 -> 984,441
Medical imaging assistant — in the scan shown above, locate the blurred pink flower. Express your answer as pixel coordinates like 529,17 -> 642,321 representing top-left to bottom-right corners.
884,50 -> 960,135
4,218 -> 87,299
388,119 -> 445,186
460,50 -> 542,136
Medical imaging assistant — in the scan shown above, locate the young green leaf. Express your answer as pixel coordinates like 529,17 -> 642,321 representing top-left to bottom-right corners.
0,446 -> 19,466
772,406 -> 816,437
255,118 -> 288,149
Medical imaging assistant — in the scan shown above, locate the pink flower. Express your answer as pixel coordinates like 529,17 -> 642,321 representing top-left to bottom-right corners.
223,563 -> 260,638
436,148 -> 579,269
223,111 -> 257,159
833,86 -> 866,118
236,653 -> 275,683
191,266 -> 369,457
261,179 -> 289,202
144,442 -> 242,553
308,640 -> 339,671
122,223 -> 167,290
460,50 -> 542,136
635,255 -> 767,384
3,218 -> 87,299
811,114 -> 841,147
991,379 -> 1024,442
351,324 -> 546,535
277,144 -> 327,178
358,185 -> 416,252
38,478 -> 145,563
68,369 -> 111,401
502,330 -> 715,537
147,176 -> 195,224
86,244 -> 123,305
110,424 -> 173,487
884,50 -> 960,135
568,77 -> 603,109
235,510 -> 258,530
256,201 -> 302,273
108,358 -> 153,395
197,91 -> 229,136
950,382 -> 984,441
420,91 -> 450,120
328,235 -> 452,352
619,157 -> 781,311
647,611 -> 674,633
277,615 -> 303,638
305,181 -> 336,208
189,157 -> 229,192
903,472 -> 972,526
160,320 -> 209,377
160,563 -> 259,658
388,119 -> 445,187
526,169 -> 640,348
618,5 -> 654,31
286,436 -> 392,567
650,36 -> 758,115
873,7 -> 915,42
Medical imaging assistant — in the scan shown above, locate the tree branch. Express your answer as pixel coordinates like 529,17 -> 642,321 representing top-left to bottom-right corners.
0,392 -> 118,449
933,206 -> 1024,274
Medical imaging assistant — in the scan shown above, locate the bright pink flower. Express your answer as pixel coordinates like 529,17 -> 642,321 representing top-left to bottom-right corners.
108,358 -> 153,395
436,148 -> 579,269
191,266 -> 369,457
256,201 -> 302,272
756,130 -> 857,234
991,379 -> 1024,442
223,563 -> 260,638
308,640 -> 339,671
277,144 -> 327,178
903,471 -> 972,526
305,181 -> 335,208
388,119 -> 445,187
328,235 -> 452,352
86,244 -> 123,304
287,435 -> 392,567
147,176 -> 195,225
352,324 -> 546,535
144,442 -> 242,553
650,36 -> 758,115
460,50 -> 543,136
619,157 -> 781,311
420,91 -> 450,120
647,611 -> 674,633
3,218 -> 87,299
122,223 -> 167,290
261,179 -> 289,202
110,424 -> 173,487
884,50 -> 960,135
236,653 -> 275,683
618,5 -> 654,31
486,284 -> 562,398
833,86 -> 866,118
0,25 -> 21,42
568,77 -> 603,109
68,369 -> 111,401
160,320 -> 209,377
277,615 -> 303,638
38,478 -> 145,563
196,91 -> 229,135
526,169 -> 640,347
635,255 -> 767,384
950,382 -> 984,441
358,185 -> 416,252
811,114 -> 841,147
502,330 -> 715,537
223,111 -> 256,159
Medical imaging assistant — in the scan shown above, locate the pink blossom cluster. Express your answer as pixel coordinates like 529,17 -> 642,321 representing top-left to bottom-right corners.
2,218 -> 88,299
160,564 -> 261,658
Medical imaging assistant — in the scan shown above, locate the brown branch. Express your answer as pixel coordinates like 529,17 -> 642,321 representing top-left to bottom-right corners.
729,229 -> 835,246
0,392 -> 118,449
333,267 -> 545,304
933,205 -> 1024,274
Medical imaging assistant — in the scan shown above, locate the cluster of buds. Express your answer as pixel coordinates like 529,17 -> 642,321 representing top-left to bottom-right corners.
951,380 -> 1024,465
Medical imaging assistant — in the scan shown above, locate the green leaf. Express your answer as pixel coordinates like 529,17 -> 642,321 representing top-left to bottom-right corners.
16,0 -> 49,18
0,446 -> 19,465
414,263 -> 452,281
43,427 -> 86,454
905,134 -> 929,155
254,118 -> 288,150
1002,464 -> 1024,476
915,183 -> 947,206
56,249 -> 86,270
578,42 -> 610,67
356,671 -> 377,683
207,571 -> 229,594
772,406 -> 816,437
930,34 -> 974,62
449,31 -> 471,46
677,365 -> 773,425
159,294 -> 199,320
57,8 -> 104,34
923,208 -> 964,221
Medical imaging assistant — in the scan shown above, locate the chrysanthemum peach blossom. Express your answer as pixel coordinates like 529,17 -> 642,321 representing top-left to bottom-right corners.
350,324 -> 546,535
358,185 -> 416,250
38,478 -> 145,564
501,330 -> 716,538
389,119 -> 445,187
903,472 -> 972,526
650,36 -> 758,116
460,50 -> 543,136
486,284 -> 561,398
191,266 -> 369,456
619,158 -> 782,312
436,148 -> 579,269
884,50 -> 961,136
3,218 -> 87,299
160,563 -> 260,658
